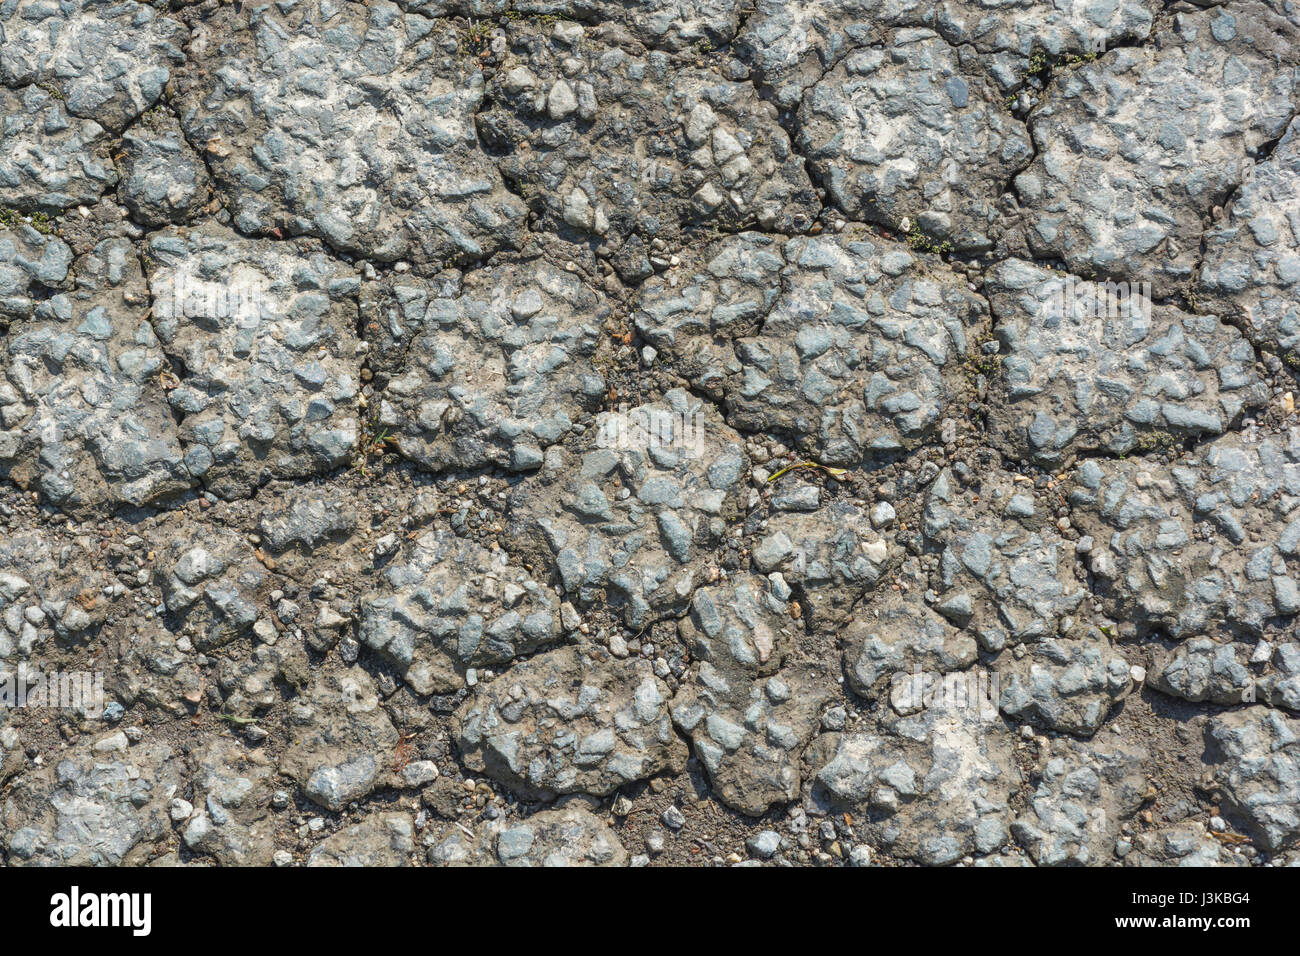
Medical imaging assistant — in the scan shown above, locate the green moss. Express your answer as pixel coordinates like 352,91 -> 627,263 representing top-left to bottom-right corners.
356,416 -> 398,479
962,328 -> 1002,383
905,224 -> 952,255
459,18 -> 494,56
1131,431 -> 1178,454
28,211 -> 55,235
503,10 -> 558,24
1024,50 -> 1050,80
0,208 -> 56,235
1006,49 -> 1097,108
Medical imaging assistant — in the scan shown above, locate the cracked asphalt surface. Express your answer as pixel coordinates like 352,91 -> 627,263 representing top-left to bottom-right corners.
1,0 -> 1300,867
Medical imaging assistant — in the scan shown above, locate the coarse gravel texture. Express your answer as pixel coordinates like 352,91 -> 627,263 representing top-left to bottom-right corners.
2,0 -> 1300,868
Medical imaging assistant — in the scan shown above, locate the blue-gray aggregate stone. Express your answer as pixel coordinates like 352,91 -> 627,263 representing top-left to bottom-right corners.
360,524 -> 561,694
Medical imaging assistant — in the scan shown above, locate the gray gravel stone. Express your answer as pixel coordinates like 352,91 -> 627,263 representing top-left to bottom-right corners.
146,224 -> 360,499
756,501 -> 892,626
279,669 -> 402,811
360,524 -> 561,694
155,528 -> 263,650
0,223 -> 72,323
1,740 -> 181,865
1199,116 -> 1300,360
672,575 -> 832,815
1152,637 -> 1256,707
172,1 -> 525,264
182,738 -> 277,866
1206,707 -> 1300,852
1,236 -> 192,512
259,493 -> 357,554
800,29 -> 1032,251
0,0 -> 187,131
454,645 -> 687,798
1011,737 -> 1148,865
747,829 -> 781,858
425,802 -> 628,867
1129,822 -> 1244,867
1070,429 -> 1300,639
0,85 -> 117,213
117,109 -> 211,228
110,620 -> 207,717
1012,5 -> 1300,296
506,389 -> 749,628
809,692 -> 1019,865
925,467 -> 1087,645
636,232 -> 988,463
736,0 -> 930,109
937,0 -> 1158,89
845,589 -> 977,698
997,632 -> 1133,735
480,21 -> 816,278
490,803 -> 627,867
368,259 -> 610,473
307,812 -> 415,867
738,0 -> 1158,107
985,258 -> 1267,466
924,466 -> 1133,733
